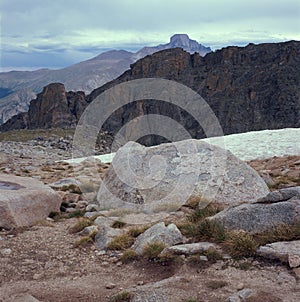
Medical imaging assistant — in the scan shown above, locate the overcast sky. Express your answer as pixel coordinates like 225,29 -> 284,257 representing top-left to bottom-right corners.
0,0 -> 299,71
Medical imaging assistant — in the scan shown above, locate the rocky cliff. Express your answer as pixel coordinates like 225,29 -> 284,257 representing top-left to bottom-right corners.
0,83 -> 87,131
1,40 -> 299,145
87,40 -> 300,144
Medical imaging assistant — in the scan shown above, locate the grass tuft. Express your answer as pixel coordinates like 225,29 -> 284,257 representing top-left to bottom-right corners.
107,234 -> 134,250
109,291 -> 134,302
120,249 -> 139,263
142,241 -> 167,260
69,218 -> 93,234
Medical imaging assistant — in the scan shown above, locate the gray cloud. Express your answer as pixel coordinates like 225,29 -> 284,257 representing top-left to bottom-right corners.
1,0 -> 299,69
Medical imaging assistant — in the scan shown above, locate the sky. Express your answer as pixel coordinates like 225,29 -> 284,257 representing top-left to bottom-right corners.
0,0 -> 299,71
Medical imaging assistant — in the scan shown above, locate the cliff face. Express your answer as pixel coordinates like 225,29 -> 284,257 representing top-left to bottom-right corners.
0,83 -> 87,131
87,41 -> 300,143
1,41 -> 299,144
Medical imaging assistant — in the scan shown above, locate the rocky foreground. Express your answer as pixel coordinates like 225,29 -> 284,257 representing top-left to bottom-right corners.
0,138 -> 300,302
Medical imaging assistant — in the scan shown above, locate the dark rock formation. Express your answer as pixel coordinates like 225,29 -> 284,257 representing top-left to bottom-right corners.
87,40 -> 300,144
1,40 -> 299,144
0,83 -> 87,131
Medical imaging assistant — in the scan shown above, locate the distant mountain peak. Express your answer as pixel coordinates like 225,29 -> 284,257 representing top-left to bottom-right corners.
170,34 -> 191,46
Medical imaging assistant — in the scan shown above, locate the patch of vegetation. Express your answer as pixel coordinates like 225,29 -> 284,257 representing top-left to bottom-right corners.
108,291 -> 134,302
224,231 -> 258,259
0,128 -> 74,142
60,184 -> 82,194
232,260 -> 253,270
203,248 -> 223,262
188,203 -> 221,223
67,210 -> 85,218
127,225 -> 149,238
69,218 -> 93,234
111,220 -> 126,229
120,249 -> 139,263
196,220 -> 226,243
142,241 -> 166,260
107,234 -> 134,250
73,236 -> 93,248
205,280 -> 228,290
255,222 -> 300,245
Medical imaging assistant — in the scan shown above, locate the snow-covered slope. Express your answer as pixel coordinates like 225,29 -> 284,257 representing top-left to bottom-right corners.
67,128 -> 300,164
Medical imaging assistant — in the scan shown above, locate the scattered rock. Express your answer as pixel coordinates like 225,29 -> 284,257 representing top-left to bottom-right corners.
0,174 -> 62,229
7,293 -> 41,302
226,288 -> 255,302
78,225 -> 98,236
277,271 -> 296,284
133,222 -> 183,255
105,282 -> 117,289
160,242 -> 219,256
209,199 -> 300,233
257,240 -> 300,268
1,248 -> 12,255
94,226 -> 124,250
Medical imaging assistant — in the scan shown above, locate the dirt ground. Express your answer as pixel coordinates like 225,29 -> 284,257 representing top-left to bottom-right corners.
1,218 -> 300,302
0,148 -> 300,301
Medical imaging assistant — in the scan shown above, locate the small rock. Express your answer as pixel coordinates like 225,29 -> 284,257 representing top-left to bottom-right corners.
116,261 -> 122,267
78,225 -> 98,236
106,283 -> 116,289
33,273 -> 43,280
1,248 -> 12,255
199,255 -> 208,261
86,203 -> 99,212
238,288 -> 255,300
288,254 -> 300,268
277,271 -> 296,284
96,250 -> 106,256
137,281 -> 144,286
236,283 -> 245,290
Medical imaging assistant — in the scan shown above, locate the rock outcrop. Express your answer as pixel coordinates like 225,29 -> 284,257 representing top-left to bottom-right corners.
0,83 -> 87,131
0,174 -> 62,229
88,40 -> 300,145
257,241 -> 300,268
210,187 -> 300,233
97,140 -> 269,216
2,40 -> 299,143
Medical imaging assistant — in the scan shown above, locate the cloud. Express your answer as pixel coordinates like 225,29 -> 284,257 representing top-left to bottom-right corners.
0,0 -> 299,69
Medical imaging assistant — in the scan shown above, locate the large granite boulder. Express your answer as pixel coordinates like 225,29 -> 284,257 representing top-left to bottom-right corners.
0,174 -> 62,229
97,140 -> 269,216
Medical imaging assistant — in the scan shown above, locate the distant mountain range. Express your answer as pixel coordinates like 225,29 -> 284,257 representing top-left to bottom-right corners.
1,40 -> 299,147
0,34 -> 211,124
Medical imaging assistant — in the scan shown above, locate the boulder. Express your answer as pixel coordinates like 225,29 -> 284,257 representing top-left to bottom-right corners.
94,226 -> 124,250
257,241 -> 300,268
97,140 -> 269,217
133,222 -> 183,255
209,199 -> 300,233
0,174 -> 62,229
257,186 -> 300,203
160,242 -> 220,256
